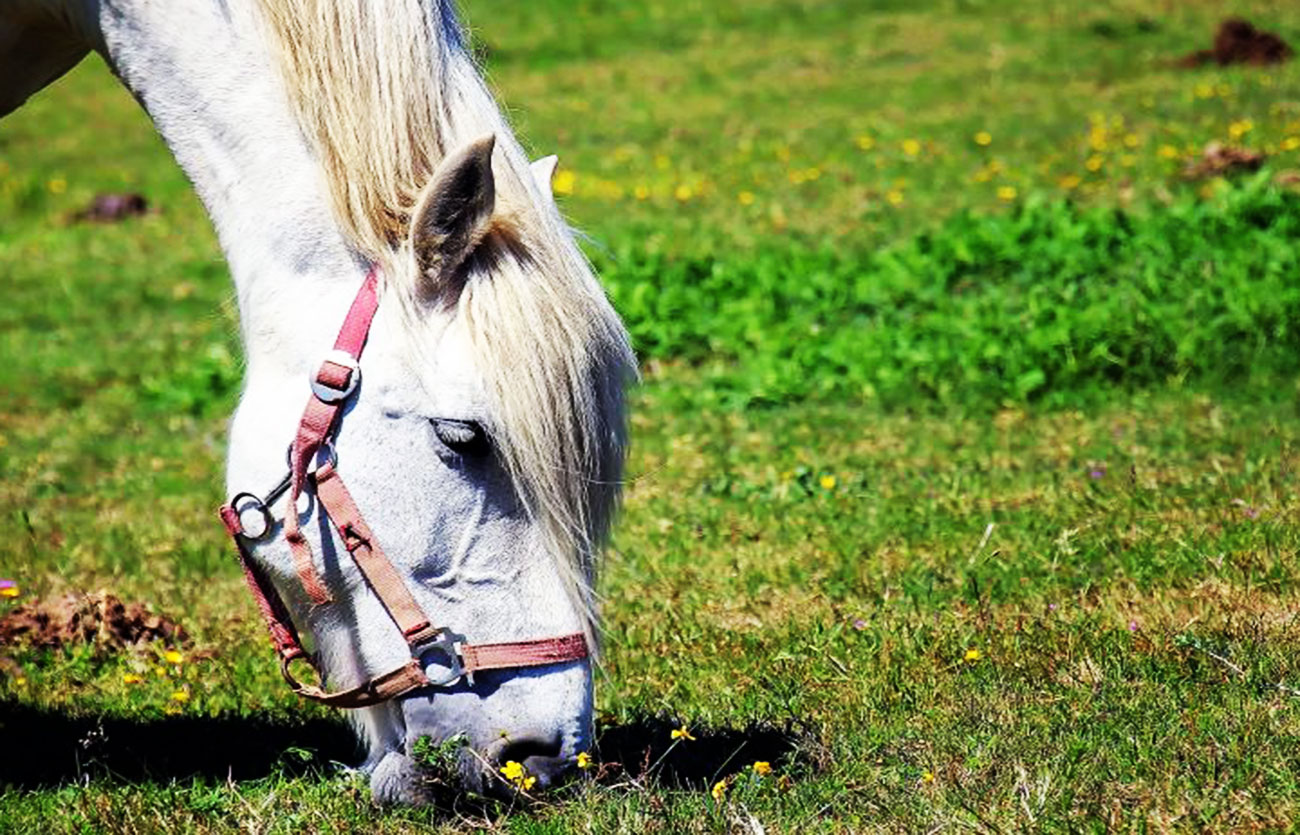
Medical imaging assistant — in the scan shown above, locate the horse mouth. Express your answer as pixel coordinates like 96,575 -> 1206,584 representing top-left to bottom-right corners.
369,733 -> 577,805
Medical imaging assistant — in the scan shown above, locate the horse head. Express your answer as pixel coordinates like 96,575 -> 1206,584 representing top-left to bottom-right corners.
3,0 -> 634,803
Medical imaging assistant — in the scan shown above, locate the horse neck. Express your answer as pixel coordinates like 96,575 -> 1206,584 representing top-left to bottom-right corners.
95,0 -> 362,371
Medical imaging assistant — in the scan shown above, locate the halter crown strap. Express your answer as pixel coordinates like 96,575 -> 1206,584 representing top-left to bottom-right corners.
217,266 -> 589,709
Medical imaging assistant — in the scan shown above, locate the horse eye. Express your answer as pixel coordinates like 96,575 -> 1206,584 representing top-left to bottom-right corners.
431,419 -> 490,457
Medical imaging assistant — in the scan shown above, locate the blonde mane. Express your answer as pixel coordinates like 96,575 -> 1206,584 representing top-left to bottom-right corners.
253,0 -> 634,634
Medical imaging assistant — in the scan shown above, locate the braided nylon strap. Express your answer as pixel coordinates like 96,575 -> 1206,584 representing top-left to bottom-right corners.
462,633 -> 589,673
282,266 -> 382,604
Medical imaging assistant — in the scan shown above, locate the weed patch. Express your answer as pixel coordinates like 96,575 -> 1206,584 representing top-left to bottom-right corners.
604,180 -> 1300,409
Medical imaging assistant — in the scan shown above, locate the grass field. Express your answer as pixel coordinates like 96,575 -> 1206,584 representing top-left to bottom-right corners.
3,0 -> 1300,831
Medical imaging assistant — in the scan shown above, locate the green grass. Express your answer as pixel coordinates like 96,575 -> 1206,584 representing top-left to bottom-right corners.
602,184 -> 1300,409
4,0 -> 1300,831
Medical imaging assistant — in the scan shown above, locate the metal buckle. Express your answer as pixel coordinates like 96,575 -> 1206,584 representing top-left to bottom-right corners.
285,440 -> 338,474
229,443 -> 340,541
310,349 -> 361,404
419,630 -> 470,687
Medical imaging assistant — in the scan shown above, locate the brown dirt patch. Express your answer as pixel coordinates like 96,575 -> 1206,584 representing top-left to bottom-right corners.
1178,18 -> 1293,68
73,193 -> 149,223
1183,142 -> 1266,180
0,591 -> 188,652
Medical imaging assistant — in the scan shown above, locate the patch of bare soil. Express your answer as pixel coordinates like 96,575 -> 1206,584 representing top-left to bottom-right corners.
72,193 -> 149,223
1179,18 -> 1293,68
1182,142 -> 1266,180
0,591 -> 187,652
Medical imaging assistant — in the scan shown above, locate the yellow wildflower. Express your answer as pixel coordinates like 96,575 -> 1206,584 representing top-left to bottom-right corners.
123,673 -> 143,685
820,475 -> 836,490
1158,144 -> 1180,160
901,139 -> 921,157
996,185 -> 1017,201
738,190 -> 755,206
576,751 -> 593,770
551,169 -> 575,196
671,727 -> 696,741
855,134 -> 875,151
171,689 -> 189,703
48,178 -> 67,195
1059,174 -> 1081,190
1228,119 -> 1253,140
753,761 -> 772,776
1085,155 -> 1103,172
885,189 -> 904,206
974,131 -> 992,146
164,649 -> 183,665
922,769 -> 935,783
500,760 -> 536,791
711,779 -> 728,801
964,648 -> 981,663
634,184 -> 650,200
1282,137 -> 1300,152
674,184 -> 693,201
0,585 -> 18,599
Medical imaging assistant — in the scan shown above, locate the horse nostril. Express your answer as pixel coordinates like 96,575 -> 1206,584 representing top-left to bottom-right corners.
491,732 -> 561,765
487,732 -> 572,791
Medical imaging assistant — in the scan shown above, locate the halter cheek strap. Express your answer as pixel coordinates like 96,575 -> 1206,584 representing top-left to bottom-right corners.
218,266 -> 589,709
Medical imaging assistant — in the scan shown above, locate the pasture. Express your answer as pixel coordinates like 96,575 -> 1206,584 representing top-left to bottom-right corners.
3,0 -> 1300,830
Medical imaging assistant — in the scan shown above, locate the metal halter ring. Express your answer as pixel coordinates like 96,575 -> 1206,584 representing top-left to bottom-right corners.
419,630 -> 470,687
309,349 -> 361,403
230,491 -> 274,541
284,440 -> 338,474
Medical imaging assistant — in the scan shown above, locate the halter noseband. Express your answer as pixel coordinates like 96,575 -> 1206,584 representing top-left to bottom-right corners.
218,266 -> 589,709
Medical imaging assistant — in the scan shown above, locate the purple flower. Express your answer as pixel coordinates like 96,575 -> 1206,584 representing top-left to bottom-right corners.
1128,620 -> 1138,632
1048,603 -> 1058,611
852,618 -> 867,631
1089,468 -> 1105,480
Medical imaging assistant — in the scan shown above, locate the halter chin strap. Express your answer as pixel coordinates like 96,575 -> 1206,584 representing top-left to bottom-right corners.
218,265 -> 589,709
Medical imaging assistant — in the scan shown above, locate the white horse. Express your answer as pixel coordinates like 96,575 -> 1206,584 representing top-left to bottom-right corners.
2,0 -> 634,803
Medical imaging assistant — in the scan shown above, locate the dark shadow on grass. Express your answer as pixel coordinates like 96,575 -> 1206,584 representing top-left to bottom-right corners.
0,700 -> 813,796
593,715 -> 812,788
0,699 -> 359,789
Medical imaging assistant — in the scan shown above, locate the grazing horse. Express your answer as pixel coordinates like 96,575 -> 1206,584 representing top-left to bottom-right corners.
2,0 -> 634,803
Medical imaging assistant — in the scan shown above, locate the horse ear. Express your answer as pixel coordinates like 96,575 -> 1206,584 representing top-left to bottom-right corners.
530,155 -> 558,199
410,133 -> 497,286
